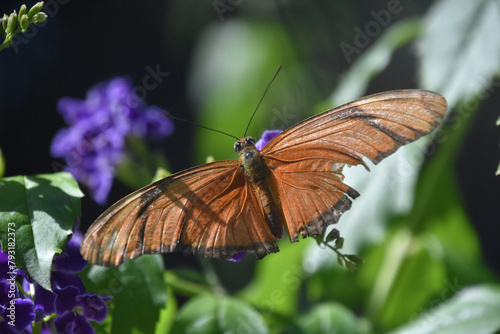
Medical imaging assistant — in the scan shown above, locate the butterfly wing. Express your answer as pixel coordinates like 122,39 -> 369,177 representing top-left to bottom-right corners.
261,89 -> 447,241
81,161 -> 278,267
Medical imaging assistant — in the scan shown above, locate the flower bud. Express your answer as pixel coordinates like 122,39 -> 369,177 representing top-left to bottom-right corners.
20,14 -> 29,32
6,12 -> 17,35
28,2 -> 45,19
2,14 -> 8,31
33,13 -> 47,23
19,4 -> 27,19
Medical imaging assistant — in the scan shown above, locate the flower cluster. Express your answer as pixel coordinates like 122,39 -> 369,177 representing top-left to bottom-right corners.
0,231 -> 110,333
0,251 -> 34,333
51,77 -> 174,204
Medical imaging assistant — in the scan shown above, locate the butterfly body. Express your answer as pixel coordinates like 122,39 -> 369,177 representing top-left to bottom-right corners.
236,136 -> 285,239
81,89 -> 447,267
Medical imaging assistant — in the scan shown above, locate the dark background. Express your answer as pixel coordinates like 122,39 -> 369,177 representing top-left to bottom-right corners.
1,1 -> 499,275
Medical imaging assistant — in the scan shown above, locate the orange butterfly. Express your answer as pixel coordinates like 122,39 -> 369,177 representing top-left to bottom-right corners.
81,89 -> 447,267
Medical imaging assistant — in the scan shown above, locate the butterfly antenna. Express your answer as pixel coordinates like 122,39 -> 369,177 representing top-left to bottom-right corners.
243,65 -> 283,137
164,114 -> 239,140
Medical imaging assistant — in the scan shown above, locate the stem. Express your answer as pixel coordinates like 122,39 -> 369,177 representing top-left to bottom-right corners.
199,259 -> 226,296
366,227 -> 413,321
164,271 -> 211,297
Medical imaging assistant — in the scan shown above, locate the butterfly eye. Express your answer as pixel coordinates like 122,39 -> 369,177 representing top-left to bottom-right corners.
234,142 -> 242,153
246,137 -> 255,145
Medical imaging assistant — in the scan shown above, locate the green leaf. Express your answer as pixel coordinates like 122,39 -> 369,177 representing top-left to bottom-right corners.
417,0 -> 500,106
0,172 -> 83,291
389,285 -> 500,334
330,18 -> 422,106
363,228 -> 446,329
171,293 -> 268,334
84,255 -> 166,334
287,302 -> 368,334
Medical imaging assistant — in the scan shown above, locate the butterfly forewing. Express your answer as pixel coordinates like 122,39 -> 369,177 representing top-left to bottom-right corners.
81,161 -> 278,267
262,90 -> 447,165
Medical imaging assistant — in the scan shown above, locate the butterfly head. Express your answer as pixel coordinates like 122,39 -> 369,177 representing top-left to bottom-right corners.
234,136 -> 256,154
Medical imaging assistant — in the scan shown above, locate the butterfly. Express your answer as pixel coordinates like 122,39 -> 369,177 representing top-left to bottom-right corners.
81,89 -> 447,267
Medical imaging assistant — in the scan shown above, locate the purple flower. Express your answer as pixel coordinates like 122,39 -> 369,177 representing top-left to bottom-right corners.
51,77 -> 174,204
0,249 -> 35,333
0,231 -> 110,333
227,251 -> 246,262
54,286 -> 110,334
255,130 -> 282,151
0,299 -> 35,334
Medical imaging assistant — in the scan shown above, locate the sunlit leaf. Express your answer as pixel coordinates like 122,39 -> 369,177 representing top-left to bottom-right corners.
0,172 -> 83,291
389,285 -> 500,334
417,0 -> 500,106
